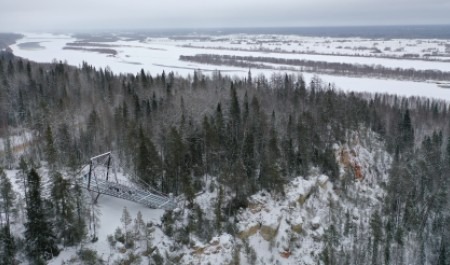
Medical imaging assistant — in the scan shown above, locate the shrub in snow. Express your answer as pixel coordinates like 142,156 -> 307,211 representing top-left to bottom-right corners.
114,227 -> 125,244
113,252 -> 141,265
209,236 -> 220,245
151,250 -> 164,265
291,217 -> 303,234
209,181 -> 215,193
107,234 -> 116,247
78,248 -> 103,265
311,216 -> 321,230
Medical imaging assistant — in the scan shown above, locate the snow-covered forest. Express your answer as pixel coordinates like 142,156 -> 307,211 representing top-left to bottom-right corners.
0,49 -> 449,264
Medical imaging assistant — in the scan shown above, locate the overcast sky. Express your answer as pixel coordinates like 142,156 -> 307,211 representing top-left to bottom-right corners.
1,0 -> 450,32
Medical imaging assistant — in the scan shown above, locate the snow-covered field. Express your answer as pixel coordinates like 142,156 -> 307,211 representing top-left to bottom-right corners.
179,34 -> 450,61
9,32 -> 450,101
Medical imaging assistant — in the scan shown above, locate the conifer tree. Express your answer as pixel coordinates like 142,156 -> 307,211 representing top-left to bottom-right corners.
24,169 -> 59,263
56,123 -> 73,167
0,225 -> 16,265
398,109 -> 414,153
89,200 -> 101,242
229,82 -> 241,127
51,172 -> 84,246
259,111 -> 284,193
227,83 -> 241,164
134,210 -> 145,240
73,182 -> 87,243
121,206 -> 132,247
438,243 -> 447,265
370,211 -> 382,265
136,128 -> 161,187
319,148 -> 339,182
215,185 -> 223,232
0,168 -> 16,265
0,168 -> 15,226
242,130 -> 256,193
242,91 -> 249,126
18,156 -> 29,207
202,115 -> 214,176
44,125 -> 57,170
4,136 -> 14,169
165,127 -> 187,196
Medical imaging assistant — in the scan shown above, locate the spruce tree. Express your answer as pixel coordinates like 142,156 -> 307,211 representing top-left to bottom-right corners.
0,168 -> 15,226
56,123 -> 73,167
25,169 -> 59,263
51,172 -> 84,246
227,83 -> 241,165
242,131 -> 256,193
438,243 -> 447,265
215,185 -> 223,232
135,211 -> 145,240
18,156 -> 29,207
165,127 -> 187,196
0,225 -> 16,265
370,211 -> 382,265
202,115 -> 214,176
4,137 -> 14,169
121,206 -> 132,247
44,125 -> 57,170
0,168 -> 16,264
398,109 -> 414,153
136,128 -> 161,187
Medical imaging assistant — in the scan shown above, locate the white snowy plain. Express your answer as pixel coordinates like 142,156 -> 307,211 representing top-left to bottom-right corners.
9,32 -> 450,101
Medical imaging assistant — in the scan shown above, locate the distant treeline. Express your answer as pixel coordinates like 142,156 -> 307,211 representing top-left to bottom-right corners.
180,54 -> 450,82
66,42 -> 117,48
62,46 -> 118,56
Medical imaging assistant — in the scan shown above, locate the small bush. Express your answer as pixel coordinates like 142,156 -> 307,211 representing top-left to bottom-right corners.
209,181 -> 215,193
151,250 -> 164,265
79,248 -> 103,265
113,252 -> 141,265
107,234 -> 116,248
114,227 -> 125,244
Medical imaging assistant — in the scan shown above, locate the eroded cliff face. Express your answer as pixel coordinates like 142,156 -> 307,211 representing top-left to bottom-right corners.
169,133 -> 393,265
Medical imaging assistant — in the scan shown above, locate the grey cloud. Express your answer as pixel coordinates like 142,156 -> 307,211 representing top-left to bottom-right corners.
0,0 -> 449,32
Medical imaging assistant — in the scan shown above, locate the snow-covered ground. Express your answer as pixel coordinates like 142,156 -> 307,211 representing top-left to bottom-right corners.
9,33 -> 450,101
3,164 -> 166,265
0,131 -> 33,153
48,195 -> 165,265
178,34 -> 450,61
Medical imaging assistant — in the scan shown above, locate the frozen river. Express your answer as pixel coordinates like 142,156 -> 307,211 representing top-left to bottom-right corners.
10,32 -> 450,101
